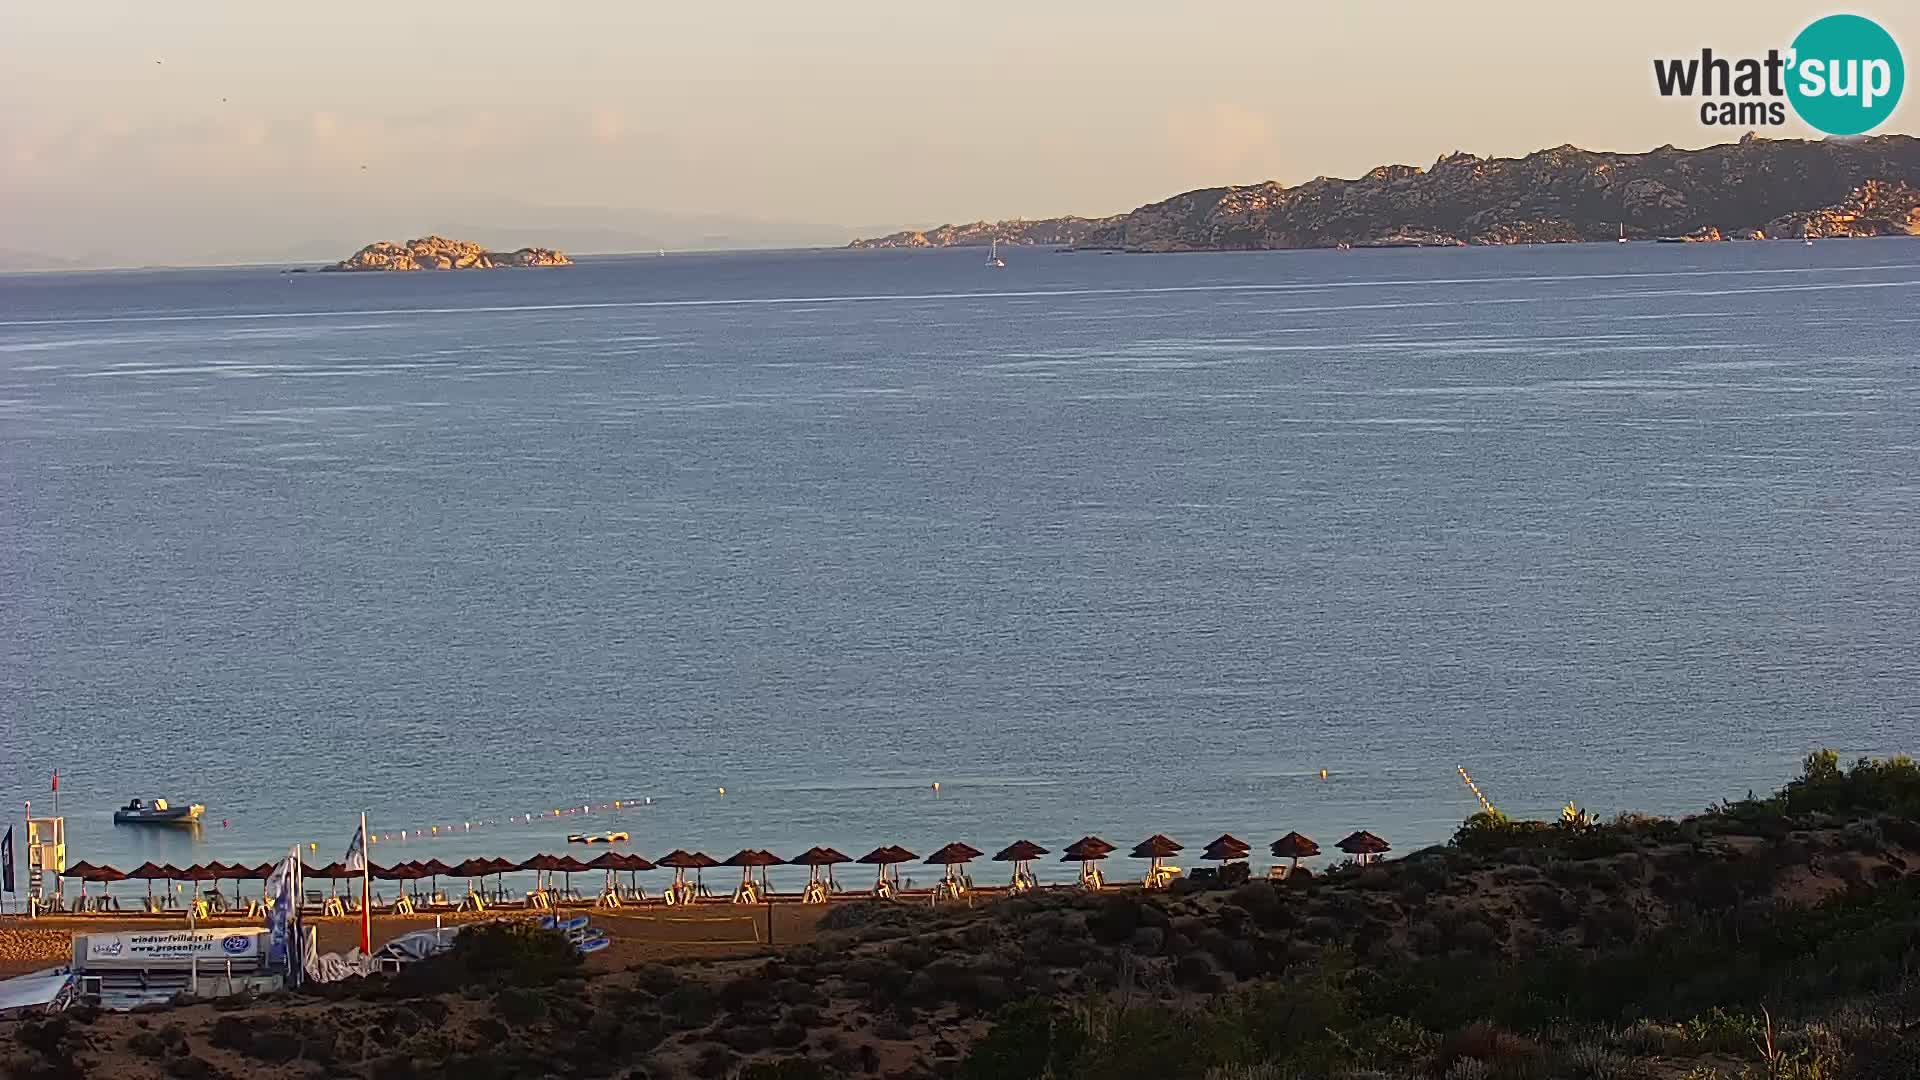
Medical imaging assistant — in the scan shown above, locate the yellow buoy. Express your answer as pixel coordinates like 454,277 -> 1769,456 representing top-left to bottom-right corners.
931,781 -> 940,792
1319,769 -> 1329,780
718,787 -> 726,796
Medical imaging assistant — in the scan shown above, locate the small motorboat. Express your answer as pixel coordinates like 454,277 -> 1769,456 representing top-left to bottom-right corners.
113,797 -> 205,826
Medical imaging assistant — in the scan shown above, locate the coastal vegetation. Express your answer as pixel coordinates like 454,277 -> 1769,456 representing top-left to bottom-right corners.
849,135 -> 1920,251
4,753 -> 1919,1079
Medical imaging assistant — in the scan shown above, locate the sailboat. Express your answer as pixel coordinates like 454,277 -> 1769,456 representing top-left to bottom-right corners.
986,238 -> 1006,268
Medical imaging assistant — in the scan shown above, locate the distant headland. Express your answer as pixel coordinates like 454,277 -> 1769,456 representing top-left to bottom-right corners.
319,235 -> 572,272
850,134 -> 1920,251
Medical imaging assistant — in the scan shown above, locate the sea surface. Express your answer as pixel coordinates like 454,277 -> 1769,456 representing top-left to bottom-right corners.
2,242 -> 1917,890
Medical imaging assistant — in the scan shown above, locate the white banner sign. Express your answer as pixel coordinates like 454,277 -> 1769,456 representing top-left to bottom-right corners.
81,930 -> 261,967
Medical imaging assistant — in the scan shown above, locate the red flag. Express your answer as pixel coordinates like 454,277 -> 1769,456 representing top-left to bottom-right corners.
51,771 -> 57,794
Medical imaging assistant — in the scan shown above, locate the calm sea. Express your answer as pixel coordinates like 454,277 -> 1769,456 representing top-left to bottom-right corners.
2,243 -> 1916,888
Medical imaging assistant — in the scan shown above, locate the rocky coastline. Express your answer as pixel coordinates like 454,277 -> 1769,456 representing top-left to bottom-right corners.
850,134 -> 1920,252
321,235 -> 571,272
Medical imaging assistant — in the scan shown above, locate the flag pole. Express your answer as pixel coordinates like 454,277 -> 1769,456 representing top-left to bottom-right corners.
359,811 -> 372,954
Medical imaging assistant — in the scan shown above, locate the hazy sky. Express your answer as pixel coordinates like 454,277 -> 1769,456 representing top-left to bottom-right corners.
2,2 -> 1913,263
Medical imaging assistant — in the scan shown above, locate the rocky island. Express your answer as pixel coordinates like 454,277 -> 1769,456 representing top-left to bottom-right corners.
850,134 -> 1920,251
322,235 -> 571,272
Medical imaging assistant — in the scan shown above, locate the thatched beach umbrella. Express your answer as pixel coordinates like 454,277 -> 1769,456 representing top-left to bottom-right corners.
126,861 -> 168,904
790,847 -> 849,894
452,857 -> 489,891
617,852 -> 656,894
1335,830 -> 1390,865
723,849 -> 783,899
1270,831 -> 1320,875
158,864 -> 189,904
585,851 -> 644,896
480,856 -> 516,896
551,855 -> 591,897
1201,834 -> 1251,862
62,861 -> 127,904
656,850 -> 717,901
856,846 -> 915,894
1061,837 -> 1113,889
243,863 -> 276,904
924,842 -> 983,891
417,858 -> 455,899
993,840 -> 1048,890
1131,834 -> 1184,886
519,854 -> 562,894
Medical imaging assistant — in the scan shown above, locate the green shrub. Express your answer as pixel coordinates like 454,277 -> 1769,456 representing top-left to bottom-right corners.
413,919 -> 583,990
959,999 -> 1086,1080
493,986 -> 549,1027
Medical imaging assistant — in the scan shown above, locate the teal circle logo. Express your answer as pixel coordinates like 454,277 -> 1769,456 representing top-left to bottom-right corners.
1787,14 -> 1904,136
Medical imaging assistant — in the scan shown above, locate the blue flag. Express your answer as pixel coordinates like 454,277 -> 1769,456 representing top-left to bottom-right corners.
1,826 -> 13,894
265,850 -> 297,967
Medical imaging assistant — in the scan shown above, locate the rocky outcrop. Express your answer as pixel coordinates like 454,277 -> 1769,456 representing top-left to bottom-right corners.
848,216 -> 1120,249
854,135 -> 1920,251
1765,179 -> 1920,238
323,235 -> 571,271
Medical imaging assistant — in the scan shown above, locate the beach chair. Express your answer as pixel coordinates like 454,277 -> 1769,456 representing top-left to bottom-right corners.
1077,863 -> 1105,891
1220,862 -> 1251,886
324,896 -> 346,917
1144,864 -> 1181,891
391,895 -> 416,915
303,888 -> 326,912
1266,864 -> 1291,881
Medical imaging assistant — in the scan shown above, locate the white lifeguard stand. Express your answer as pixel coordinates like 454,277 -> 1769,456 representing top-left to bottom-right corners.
23,809 -> 66,914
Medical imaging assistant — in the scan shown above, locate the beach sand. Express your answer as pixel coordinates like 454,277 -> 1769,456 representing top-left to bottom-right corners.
0,902 -> 828,978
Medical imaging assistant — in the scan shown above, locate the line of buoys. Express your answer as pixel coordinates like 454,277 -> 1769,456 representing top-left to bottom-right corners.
281,796 -> 660,851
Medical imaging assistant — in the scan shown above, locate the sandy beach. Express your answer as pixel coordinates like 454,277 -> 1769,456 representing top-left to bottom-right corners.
0,902 -> 830,979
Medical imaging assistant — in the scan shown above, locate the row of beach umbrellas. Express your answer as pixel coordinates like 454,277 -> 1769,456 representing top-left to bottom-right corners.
56,830 -> 1392,896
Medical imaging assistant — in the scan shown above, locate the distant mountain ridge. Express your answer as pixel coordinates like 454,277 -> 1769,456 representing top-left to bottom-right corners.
848,134 -> 1920,251
848,216 -> 1120,250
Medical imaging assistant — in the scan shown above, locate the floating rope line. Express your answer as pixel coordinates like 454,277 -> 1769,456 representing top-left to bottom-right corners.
1457,766 -> 1497,815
